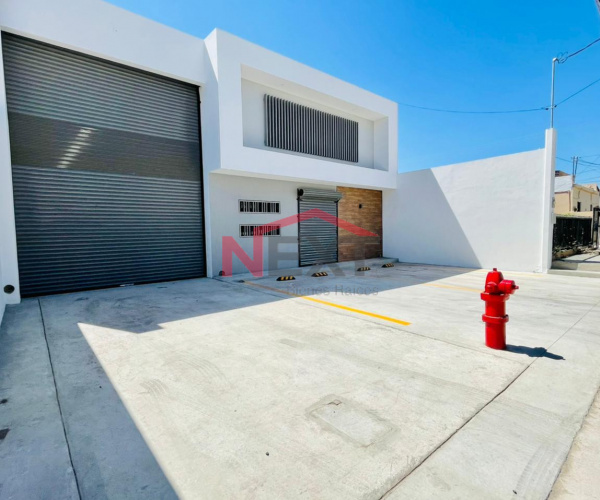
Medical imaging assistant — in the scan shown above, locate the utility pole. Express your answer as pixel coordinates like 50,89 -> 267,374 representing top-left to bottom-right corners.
550,57 -> 558,128
572,156 -> 579,183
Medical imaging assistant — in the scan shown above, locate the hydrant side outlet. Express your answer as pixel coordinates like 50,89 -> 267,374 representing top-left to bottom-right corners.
481,268 -> 518,350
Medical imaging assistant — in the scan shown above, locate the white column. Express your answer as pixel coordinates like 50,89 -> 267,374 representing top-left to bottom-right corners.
0,37 -> 21,303
541,128 -> 557,273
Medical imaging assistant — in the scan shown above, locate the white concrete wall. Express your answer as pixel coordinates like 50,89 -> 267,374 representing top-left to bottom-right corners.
207,30 -> 398,190
209,173 -> 335,276
0,36 -> 19,310
541,129 -> 557,272
0,0 -> 208,85
383,148 -> 549,272
0,269 -> 4,326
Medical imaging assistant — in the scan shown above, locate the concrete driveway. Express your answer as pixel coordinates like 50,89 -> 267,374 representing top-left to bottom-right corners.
1,262 -> 599,499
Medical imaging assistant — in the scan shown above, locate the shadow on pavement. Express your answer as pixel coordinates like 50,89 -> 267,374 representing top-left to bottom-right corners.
506,345 -> 565,360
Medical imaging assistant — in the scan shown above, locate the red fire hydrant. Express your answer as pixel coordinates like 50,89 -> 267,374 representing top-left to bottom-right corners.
481,268 -> 519,350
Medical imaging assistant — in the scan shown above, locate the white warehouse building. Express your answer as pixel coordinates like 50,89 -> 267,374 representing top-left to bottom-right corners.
0,0 -> 555,319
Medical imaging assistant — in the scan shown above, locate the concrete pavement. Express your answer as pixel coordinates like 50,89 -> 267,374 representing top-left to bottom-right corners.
0,262 -> 599,498
550,388 -> 600,500
0,300 -> 79,499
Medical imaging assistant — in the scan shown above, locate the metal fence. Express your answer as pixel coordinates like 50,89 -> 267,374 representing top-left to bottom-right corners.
553,216 -> 593,249
593,208 -> 599,247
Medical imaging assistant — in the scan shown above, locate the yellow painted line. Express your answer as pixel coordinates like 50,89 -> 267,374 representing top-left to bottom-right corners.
424,283 -> 482,293
244,281 -> 411,326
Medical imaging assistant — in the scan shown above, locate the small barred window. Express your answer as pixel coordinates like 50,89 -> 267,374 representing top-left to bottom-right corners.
239,200 -> 280,213
240,224 -> 281,237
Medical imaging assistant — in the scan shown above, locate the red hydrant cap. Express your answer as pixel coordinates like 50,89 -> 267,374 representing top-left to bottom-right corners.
483,269 -> 518,295
498,280 -> 518,294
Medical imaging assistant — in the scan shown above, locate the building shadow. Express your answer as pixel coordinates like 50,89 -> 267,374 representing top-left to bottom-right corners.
34,297 -> 179,499
506,345 -> 565,360
383,168 -> 482,270
23,261 -> 486,497
35,260 -> 478,335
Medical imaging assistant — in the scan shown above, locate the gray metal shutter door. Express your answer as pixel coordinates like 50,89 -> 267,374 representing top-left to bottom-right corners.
298,190 -> 339,266
3,33 -> 205,296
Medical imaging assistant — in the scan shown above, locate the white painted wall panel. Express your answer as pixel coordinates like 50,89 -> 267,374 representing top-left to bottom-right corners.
0,0 -> 207,85
209,173 -> 336,276
383,149 -> 547,272
0,36 -> 19,311
206,30 -> 398,189
0,263 -> 5,326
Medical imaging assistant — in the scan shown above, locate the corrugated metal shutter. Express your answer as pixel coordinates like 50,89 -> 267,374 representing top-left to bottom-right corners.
298,189 -> 340,266
2,33 -> 205,296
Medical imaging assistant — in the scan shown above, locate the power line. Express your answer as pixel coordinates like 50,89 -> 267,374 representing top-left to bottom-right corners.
397,72 -> 600,115
578,159 -> 600,166
394,36 -> 600,116
576,167 -> 600,174
395,101 -> 547,114
555,75 -> 600,106
558,156 -> 600,164
561,37 -> 600,62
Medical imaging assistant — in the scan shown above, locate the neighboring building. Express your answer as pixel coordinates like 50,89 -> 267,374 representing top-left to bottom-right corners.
554,171 -> 600,215
0,0 -> 557,314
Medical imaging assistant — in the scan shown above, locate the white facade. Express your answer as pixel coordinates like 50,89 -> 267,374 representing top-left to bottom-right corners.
205,29 -> 397,189
0,0 -> 398,312
0,0 -> 555,323
209,175 -> 339,275
383,143 -> 554,273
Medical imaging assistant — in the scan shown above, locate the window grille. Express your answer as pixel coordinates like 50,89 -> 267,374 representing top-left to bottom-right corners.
239,200 -> 280,213
240,224 -> 281,237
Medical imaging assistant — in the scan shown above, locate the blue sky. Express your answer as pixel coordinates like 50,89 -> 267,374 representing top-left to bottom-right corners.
108,0 -> 600,183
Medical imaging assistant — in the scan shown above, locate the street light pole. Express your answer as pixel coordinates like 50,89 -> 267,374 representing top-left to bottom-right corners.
550,57 -> 558,128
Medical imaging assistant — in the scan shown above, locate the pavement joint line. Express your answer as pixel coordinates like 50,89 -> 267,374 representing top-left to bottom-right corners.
380,296 -> 600,499
37,298 -> 82,500
550,385 -> 600,499
243,281 -> 412,326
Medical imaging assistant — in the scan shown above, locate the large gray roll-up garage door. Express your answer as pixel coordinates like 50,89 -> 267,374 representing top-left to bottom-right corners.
298,188 -> 342,266
2,33 -> 205,296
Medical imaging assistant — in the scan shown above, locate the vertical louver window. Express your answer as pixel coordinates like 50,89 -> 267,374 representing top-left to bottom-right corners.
264,95 -> 358,162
